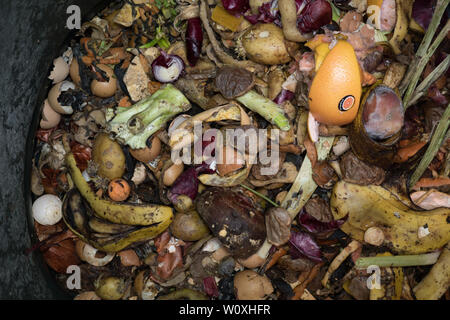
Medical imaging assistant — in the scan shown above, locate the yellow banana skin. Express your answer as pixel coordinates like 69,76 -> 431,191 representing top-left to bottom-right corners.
331,181 -> 450,254
389,0 -> 414,54
88,217 -> 136,234
62,189 -> 173,253
64,139 -> 173,226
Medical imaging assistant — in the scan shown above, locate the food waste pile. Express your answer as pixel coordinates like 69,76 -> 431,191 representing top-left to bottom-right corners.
30,0 -> 449,300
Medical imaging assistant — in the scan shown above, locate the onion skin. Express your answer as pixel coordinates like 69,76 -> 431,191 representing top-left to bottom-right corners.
273,89 -> 294,105
151,51 -> 185,83
297,0 -> 332,33
222,0 -> 250,15
186,18 -> 204,66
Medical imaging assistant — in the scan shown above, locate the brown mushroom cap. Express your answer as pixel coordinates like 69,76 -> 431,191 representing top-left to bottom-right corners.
215,65 -> 255,99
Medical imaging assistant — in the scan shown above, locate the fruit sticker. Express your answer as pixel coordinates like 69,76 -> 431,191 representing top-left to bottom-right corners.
338,95 -> 355,112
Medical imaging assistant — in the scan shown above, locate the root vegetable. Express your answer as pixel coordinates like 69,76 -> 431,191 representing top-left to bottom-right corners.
242,23 -> 293,65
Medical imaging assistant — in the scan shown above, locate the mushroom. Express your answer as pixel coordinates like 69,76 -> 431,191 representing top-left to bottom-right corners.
234,270 -> 274,300
75,241 -> 115,267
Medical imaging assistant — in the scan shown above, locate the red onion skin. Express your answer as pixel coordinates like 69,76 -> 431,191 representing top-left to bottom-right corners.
412,0 -> 435,31
151,51 -> 185,83
273,89 -> 295,105
203,277 -> 219,298
167,163 -> 214,203
298,210 -> 347,234
222,0 -> 250,16
297,0 -> 332,33
288,230 -> 322,262
245,1 -> 280,25
186,18 -> 203,67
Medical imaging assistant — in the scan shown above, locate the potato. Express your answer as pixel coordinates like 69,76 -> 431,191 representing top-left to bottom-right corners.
242,23 -> 291,65
94,276 -> 129,300
92,133 -> 126,180
170,210 -> 210,241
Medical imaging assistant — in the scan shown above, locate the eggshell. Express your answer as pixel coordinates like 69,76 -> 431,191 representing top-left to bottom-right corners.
48,57 -> 70,84
48,81 -> 76,114
32,194 -> 63,226
308,41 -> 362,126
40,99 -> 61,129
91,64 -> 118,98
129,136 -> 161,163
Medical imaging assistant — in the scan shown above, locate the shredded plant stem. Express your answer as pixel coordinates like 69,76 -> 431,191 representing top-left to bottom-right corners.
321,240 -> 361,287
199,0 -> 263,72
264,247 -> 287,271
409,103 -> 450,188
292,262 -> 323,300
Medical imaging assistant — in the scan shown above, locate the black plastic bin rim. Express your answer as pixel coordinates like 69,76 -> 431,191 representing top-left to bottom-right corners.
0,0 -> 110,299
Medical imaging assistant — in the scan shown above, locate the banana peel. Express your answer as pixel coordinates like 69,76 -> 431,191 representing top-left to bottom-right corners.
63,134 -> 173,226
389,0 -> 414,55
413,243 -> 450,300
62,189 -> 172,253
330,181 -> 450,254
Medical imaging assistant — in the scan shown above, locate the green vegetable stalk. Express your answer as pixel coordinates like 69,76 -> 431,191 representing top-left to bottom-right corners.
108,84 -> 190,149
355,251 -> 441,268
236,90 -> 290,131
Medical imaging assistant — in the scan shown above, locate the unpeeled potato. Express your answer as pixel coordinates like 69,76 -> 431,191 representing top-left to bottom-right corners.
242,23 -> 292,65
92,133 -> 126,180
170,210 -> 210,241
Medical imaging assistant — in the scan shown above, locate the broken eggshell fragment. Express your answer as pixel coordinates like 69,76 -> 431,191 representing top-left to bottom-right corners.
91,64 -> 118,98
40,99 -> 61,129
47,80 -> 76,115
48,56 -> 70,84
196,187 -> 266,259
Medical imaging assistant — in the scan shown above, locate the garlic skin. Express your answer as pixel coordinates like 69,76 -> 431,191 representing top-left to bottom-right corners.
32,194 -> 63,226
